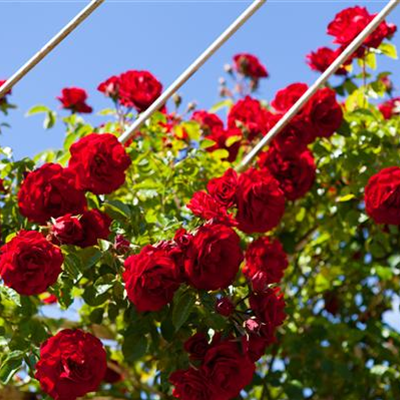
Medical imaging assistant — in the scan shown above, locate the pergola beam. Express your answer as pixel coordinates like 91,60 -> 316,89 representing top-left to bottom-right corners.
0,0 -> 105,99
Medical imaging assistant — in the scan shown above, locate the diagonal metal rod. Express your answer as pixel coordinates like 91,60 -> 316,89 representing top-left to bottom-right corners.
0,0 -> 105,99
118,0 -> 266,144
237,0 -> 400,172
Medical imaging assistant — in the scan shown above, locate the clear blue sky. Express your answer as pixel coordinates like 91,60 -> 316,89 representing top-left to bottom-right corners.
1,1 -> 399,159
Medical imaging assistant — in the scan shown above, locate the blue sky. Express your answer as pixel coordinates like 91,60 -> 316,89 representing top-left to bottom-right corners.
0,0 -> 399,159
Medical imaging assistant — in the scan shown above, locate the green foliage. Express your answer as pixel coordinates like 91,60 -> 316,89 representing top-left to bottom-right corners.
0,45 -> 399,400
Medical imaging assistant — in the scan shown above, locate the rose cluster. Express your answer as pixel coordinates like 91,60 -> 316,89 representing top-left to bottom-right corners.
188,84 -> 342,233
191,80 -> 342,167
0,133 -> 131,296
169,286 -> 286,399
98,70 -> 163,112
123,223 -> 244,312
307,6 -> 397,75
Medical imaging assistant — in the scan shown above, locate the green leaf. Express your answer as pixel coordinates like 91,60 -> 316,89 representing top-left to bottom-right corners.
337,194 -> 355,202
44,111 -> 57,129
0,350 -> 24,384
172,290 -> 196,331
122,335 -> 148,362
209,99 -> 233,113
379,42 -> 398,59
25,105 -> 50,116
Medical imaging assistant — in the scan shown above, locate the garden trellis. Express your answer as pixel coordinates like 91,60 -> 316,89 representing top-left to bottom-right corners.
0,1 -> 400,399
0,0 -> 104,99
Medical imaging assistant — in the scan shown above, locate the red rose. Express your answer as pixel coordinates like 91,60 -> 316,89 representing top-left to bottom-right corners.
228,96 -> 269,141
236,168 -> 285,234
207,168 -> 238,209
365,167 -> 400,225
327,6 -> 396,50
184,332 -> 210,360
0,230 -> 63,296
258,146 -> 316,201
271,83 -> 308,114
169,368 -> 214,400
215,297 -> 235,317
192,110 -> 224,134
184,224 -> 243,291
306,87 -> 343,138
114,234 -> 131,253
202,337 -> 255,399
123,245 -> 181,312
119,70 -> 162,112
233,53 -> 268,79
97,76 -> 120,100
204,127 -> 242,163
249,288 -> 286,343
0,79 -> 11,104
187,191 -> 235,226
245,332 -> 269,362
379,98 -> 400,120
51,210 -> 111,248
42,293 -> 58,304
18,163 -> 87,224
69,133 -> 131,195
57,87 -> 92,113
103,362 -> 123,385
270,116 -> 315,155
306,47 -> 349,75
35,329 -> 107,400
244,237 -> 288,289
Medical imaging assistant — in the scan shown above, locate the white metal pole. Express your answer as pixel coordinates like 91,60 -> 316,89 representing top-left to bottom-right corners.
118,0 -> 267,144
0,0 -> 105,99
237,0 -> 400,172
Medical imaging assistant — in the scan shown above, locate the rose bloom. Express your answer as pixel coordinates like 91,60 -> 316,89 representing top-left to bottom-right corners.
306,87 -> 343,138
192,110 -> 224,134
119,70 -> 162,112
233,53 -> 269,79
0,230 -> 63,296
207,168 -> 238,209
249,287 -> 286,343
271,83 -> 308,114
57,87 -> 92,113
97,75 -> 120,100
236,168 -> 285,234
184,224 -> 243,290
184,332 -> 210,360
271,116 -> 315,155
35,329 -> 107,400
258,146 -> 316,201
327,6 -> 396,50
228,96 -> 269,141
69,133 -> 131,195
187,191 -> 235,226
51,209 -> 111,248
0,79 -> 11,104
18,163 -> 87,224
204,126 -> 242,163
365,167 -> 400,225
306,47 -> 349,75
202,336 -> 255,399
379,97 -> 400,120
169,368 -> 214,400
215,297 -> 235,317
244,237 -> 288,289
123,245 -> 181,312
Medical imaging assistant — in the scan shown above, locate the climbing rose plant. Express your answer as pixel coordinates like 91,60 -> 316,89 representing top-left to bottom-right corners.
0,5 -> 399,400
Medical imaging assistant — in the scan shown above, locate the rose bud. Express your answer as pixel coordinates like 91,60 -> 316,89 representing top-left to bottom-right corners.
215,297 -> 235,317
